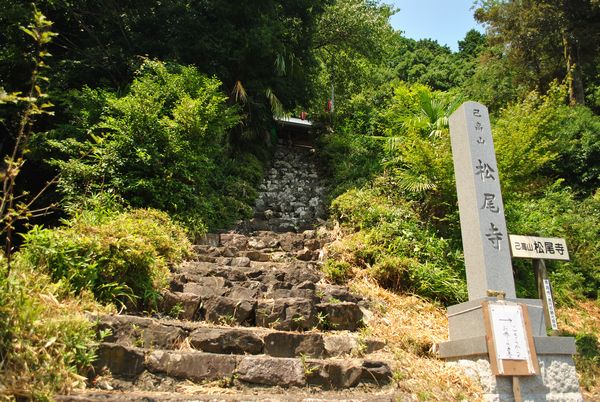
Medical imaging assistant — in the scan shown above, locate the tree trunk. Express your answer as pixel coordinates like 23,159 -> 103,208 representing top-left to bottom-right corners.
562,32 -> 585,105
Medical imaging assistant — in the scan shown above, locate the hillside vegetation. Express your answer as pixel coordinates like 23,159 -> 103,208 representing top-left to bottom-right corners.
1,0 -> 599,399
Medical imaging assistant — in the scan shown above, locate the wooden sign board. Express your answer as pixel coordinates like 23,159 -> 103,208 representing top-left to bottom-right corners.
509,234 -> 570,261
482,301 -> 540,376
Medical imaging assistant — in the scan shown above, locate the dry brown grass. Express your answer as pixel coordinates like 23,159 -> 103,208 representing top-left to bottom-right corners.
557,299 -> 600,336
557,299 -> 600,400
350,274 -> 484,401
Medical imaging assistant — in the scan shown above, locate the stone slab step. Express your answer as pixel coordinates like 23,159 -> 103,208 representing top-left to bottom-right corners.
176,259 -> 318,274
95,314 -> 385,359
159,290 -> 365,331
95,343 -> 392,389
58,389 -> 398,401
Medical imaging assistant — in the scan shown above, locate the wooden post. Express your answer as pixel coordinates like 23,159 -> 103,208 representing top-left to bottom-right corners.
513,377 -> 523,402
533,259 -> 559,332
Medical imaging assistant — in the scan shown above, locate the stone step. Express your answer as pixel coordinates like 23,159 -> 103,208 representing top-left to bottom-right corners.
159,290 -> 365,331
95,314 -> 385,359
173,261 -> 321,287
60,388 -> 398,401
94,343 -> 392,390
188,247 -> 321,264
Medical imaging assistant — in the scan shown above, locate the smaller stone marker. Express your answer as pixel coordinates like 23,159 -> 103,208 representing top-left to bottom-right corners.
449,101 -> 516,300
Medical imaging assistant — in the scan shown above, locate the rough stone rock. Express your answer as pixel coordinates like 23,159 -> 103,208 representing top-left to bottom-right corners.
279,234 -> 304,251
169,273 -> 186,292
195,233 -> 220,247
189,328 -> 263,355
222,268 -> 248,282
304,239 -> 321,251
262,288 -> 317,301
319,285 -> 363,303
203,296 -> 256,325
244,251 -> 271,262
227,285 -> 260,300
195,255 -> 217,263
220,234 -> 248,249
448,355 -> 583,401
256,298 -> 316,331
236,356 -> 306,387
296,248 -> 317,261
359,360 -> 393,385
317,302 -> 363,331
98,317 -> 186,349
230,256 -> 251,267
305,360 -> 364,389
215,257 -> 233,266
323,334 -> 360,357
95,343 -> 145,377
146,351 -> 239,382
221,247 -> 238,257
160,291 -> 201,320
285,268 -> 320,286
263,332 -> 325,358
182,283 -> 228,299
295,280 -> 317,290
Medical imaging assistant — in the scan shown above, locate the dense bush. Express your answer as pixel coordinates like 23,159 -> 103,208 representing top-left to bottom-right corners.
18,199 -> 191,310
35,60 -> 264,234
319,129 -> 386,199
506,184 -> 600,302
494,83 -> 600,195
329,187 -> 467,305
0,257 -> 99,400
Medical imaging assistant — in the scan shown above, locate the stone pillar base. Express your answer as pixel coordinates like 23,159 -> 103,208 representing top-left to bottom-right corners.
446,354 -> 582,402
439,299 -> 583,401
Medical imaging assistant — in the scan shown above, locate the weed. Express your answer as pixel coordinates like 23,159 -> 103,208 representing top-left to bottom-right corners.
299,353 -> 319,376
218,314 -> 236,326
315,312 -> 329,329
169,303 -> 185,319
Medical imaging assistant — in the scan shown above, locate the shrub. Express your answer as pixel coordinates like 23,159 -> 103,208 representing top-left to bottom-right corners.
505,184 -> 600,303
18,204 -> 191,310
329,187 -> 467,305
322,260 -> 352,284
0,257 -> 100,400
35,60 -> 263,234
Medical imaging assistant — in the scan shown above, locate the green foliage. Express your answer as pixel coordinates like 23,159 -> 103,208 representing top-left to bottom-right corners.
0,257 -> 99,400
18,201 -> 191,310
1,6 -> 57,268
322,260 -> 352,284
474,0 -> 600,105
330,187 -> 467,305
319,129 -> 386,199
574,332 -> 600,390
506,185 -> 600,302
36,60 -> 262,233
494,83 -> 600,194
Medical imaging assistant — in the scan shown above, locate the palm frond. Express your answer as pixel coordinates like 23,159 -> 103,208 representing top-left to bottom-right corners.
275,53 -> 286,76
232,80 -> 247,104
394,169 -> 437,193
265,87 -> 287,119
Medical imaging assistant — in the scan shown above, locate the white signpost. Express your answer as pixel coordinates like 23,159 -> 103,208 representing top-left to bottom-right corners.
489,304 -> 529,361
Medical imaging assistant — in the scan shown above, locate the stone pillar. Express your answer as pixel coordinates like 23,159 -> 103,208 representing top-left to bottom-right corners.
440,102 -> 583,401
449,101 -> 515,300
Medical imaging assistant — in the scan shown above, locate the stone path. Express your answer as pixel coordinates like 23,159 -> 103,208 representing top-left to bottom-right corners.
63,145 -> 398,401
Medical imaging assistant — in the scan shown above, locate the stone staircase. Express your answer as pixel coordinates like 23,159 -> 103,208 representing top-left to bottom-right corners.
62,145 -> 396,401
